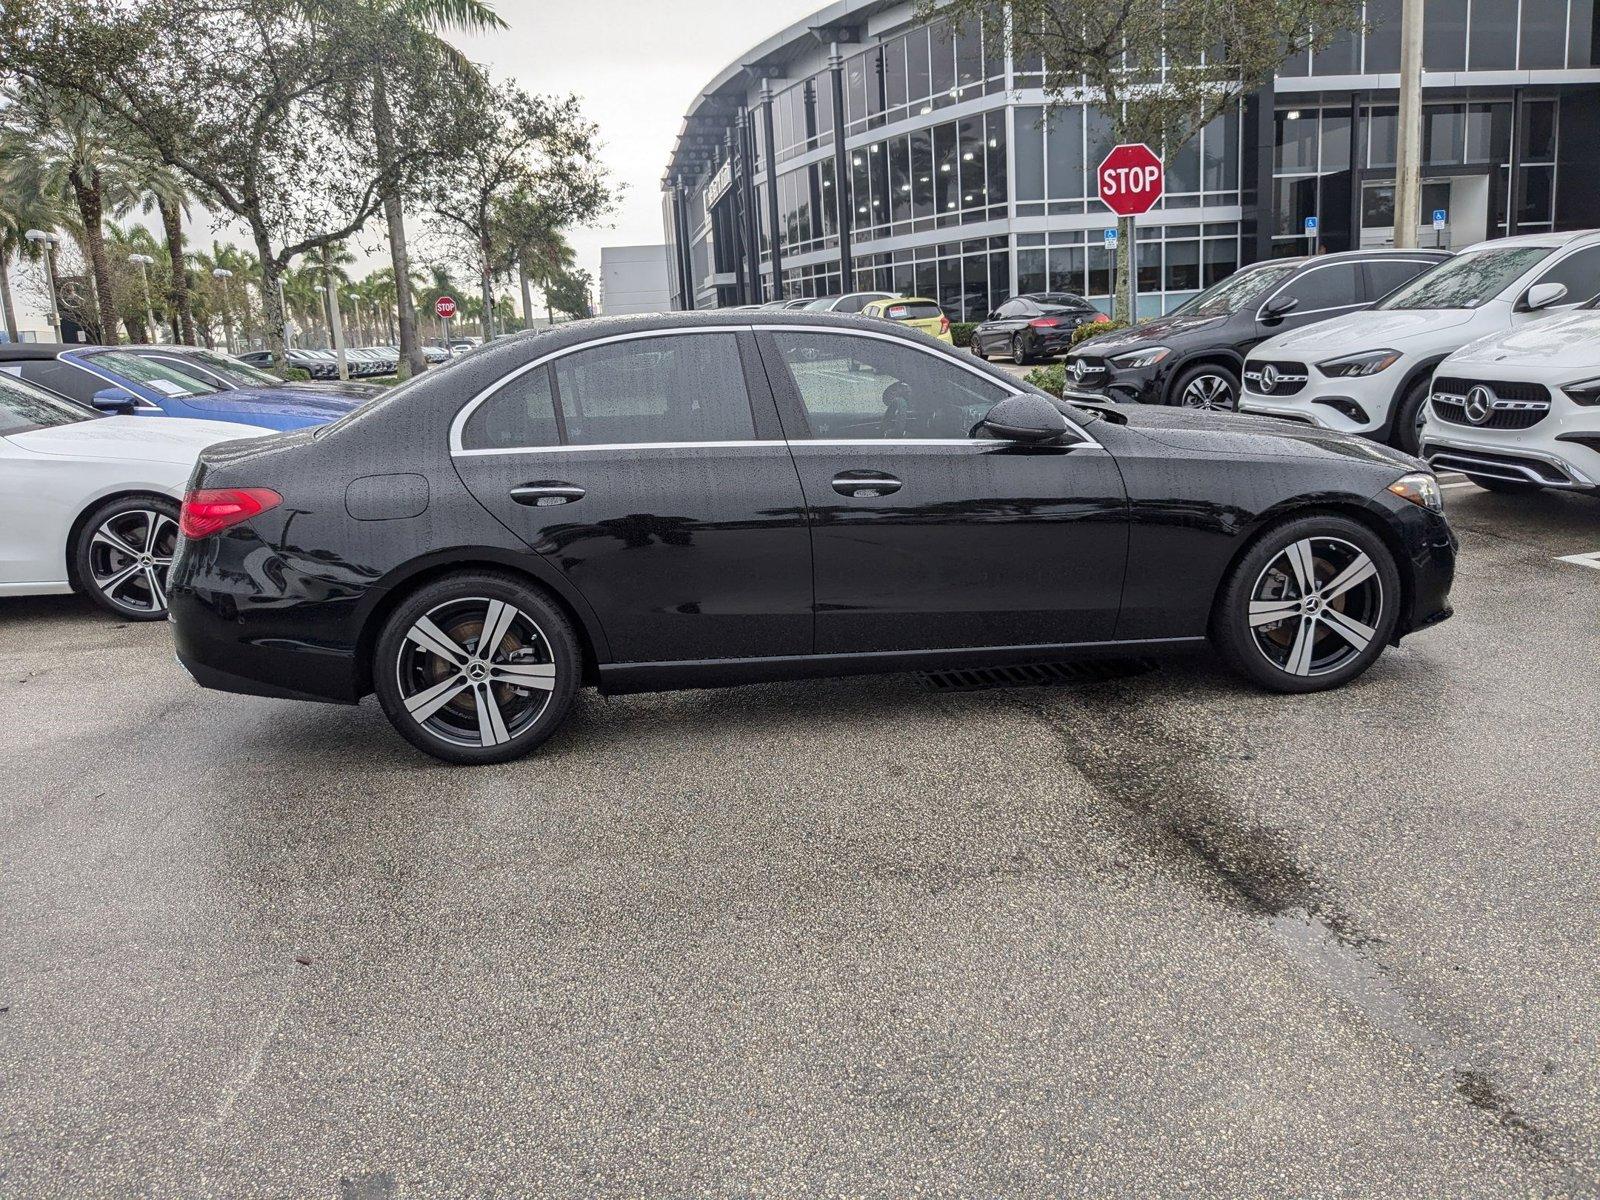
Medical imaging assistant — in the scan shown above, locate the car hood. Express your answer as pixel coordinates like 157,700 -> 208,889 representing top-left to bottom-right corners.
1073,313 -> 1226,355
1445,309 -> 1600,371
1104,402 -> 1422,470
176,385 -> 366,419
1256,307 -> 1479,356
4,414 -> 266,463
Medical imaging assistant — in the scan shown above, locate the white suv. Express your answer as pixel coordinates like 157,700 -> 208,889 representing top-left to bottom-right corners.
1239,230 -> 1600,453
1420,308 -> 1600,494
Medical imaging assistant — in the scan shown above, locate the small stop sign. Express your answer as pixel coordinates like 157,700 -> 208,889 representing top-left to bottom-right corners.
1097,144 -> 1164,217
434,295 -> 458,320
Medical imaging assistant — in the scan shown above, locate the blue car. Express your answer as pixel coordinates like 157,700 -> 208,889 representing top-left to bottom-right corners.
0,343 -> 370,432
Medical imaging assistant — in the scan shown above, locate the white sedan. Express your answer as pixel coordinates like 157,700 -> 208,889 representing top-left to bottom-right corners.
1422,309 -> 1600,495
0,371 -> 263,619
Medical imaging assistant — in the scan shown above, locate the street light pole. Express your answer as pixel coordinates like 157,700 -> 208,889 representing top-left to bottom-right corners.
24,230 -> 62,341
212,267 -> 235,353
128,254 -> 157,343
1392,0 -> 1425,249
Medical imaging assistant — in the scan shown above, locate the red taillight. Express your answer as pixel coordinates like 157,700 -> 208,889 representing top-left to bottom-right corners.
1028,317 -> 1062,328
939,315 -> 950,334
1092,313 -> 1112,324
179,487 -> 283,539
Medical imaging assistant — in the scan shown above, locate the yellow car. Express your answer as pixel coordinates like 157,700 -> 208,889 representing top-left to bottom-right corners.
859,296 -> 953,344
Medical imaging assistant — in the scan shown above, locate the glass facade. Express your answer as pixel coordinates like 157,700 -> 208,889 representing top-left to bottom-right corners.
666,0 -> 1596,315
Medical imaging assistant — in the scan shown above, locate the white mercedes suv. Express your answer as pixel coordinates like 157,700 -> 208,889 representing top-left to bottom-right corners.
1239,230 -> 1600,453
1420,307 -> 1600,494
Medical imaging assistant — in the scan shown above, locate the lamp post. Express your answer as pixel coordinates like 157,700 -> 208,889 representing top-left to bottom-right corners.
24,230 -> 62,341
316,280 -> 348,380
211,267 -> 235,353
128,253 -> 157,343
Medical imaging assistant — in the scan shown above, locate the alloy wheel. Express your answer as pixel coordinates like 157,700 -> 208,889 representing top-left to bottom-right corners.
1180,373 -> 1234,411
1247,536 -> 1384,677
395,597 -> 557,748
1011,335 -> 1027,365
89,508 -> 177,616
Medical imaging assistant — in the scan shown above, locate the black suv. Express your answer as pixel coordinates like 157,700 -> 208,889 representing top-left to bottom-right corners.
971,293 -> 1103,364
1062,250 -> 1450,411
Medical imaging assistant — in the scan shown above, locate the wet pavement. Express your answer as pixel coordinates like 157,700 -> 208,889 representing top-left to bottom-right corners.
2,484 -> 1598,1197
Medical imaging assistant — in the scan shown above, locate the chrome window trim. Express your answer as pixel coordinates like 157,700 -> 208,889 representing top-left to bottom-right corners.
450,321 -> 1099,456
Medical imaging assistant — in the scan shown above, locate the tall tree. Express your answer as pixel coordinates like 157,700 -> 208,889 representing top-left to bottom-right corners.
922,0 -> 1364,319
0,78 -> 144,341
117,159 -> 199,343
0,0 -> 473,361
0,149 -> 70,342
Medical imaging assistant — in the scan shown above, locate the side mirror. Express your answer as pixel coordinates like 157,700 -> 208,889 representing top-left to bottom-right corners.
91,386 -> 138,413
1261,295 -> 1300,321
981,394 -> 1074,443
1524,282 -> 1569,311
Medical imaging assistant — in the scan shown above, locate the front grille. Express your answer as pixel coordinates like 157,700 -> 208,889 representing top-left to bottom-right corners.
1065,356 -> 1110,388
1243,360 -> 1309,396
1430,377 -> 1551,429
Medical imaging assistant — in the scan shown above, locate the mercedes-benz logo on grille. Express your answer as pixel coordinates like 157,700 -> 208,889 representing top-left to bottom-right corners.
1258,364 -> 1279,393
1464,385 -> 1495,424
1070,357 -> 1088,384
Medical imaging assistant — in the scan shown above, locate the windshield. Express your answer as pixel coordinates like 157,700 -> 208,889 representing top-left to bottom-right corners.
1378,246 -> 1555,310
1172,264 -> 1299,318
164,349 -> 280,387
0,370 -> 95,434
81,349 -> 215,397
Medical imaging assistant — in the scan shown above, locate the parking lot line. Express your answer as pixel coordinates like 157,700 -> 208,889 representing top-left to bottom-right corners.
1555,550 -> 1600,571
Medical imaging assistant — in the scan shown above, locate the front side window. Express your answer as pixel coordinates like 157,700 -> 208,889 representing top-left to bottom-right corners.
1278,263 -> 1364,312
1174,264 -> 1299,318
769,330 -> 1009,440
0,371 -> 94,434
1378,246 -> 1555,310
80,350 -> 213,397
1525,246 -> 1600,308
553,333 -> 755,446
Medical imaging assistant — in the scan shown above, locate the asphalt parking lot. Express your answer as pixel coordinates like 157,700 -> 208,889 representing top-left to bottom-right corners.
2,479 -> 1598,1198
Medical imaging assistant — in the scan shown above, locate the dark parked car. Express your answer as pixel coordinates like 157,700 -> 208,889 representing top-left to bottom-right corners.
1061,249 -> 1451,411
971,293 -> 1105,364
170,311 -> 1456,765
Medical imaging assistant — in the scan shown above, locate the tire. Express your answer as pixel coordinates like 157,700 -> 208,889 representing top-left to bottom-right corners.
970,337 -> 987,359
373,572 -> 582,765
1469,475 -> 1542,494
1011,334 -> 1030,366
1390,378 -> 1430,455
1211,514 -> 1401,694
73,494 -> 180,621
1169,363 -> 1240,412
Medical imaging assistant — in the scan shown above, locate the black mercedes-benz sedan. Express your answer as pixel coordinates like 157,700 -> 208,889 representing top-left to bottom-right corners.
970,292 -> 1105,364
169,312 -> 1456,764
1061,249 -> 1449,412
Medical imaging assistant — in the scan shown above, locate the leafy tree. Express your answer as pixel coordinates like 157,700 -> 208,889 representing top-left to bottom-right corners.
545,267 -> 592,321
0,148 -> 71,341
115,159 -> 200,344
921,0 -> 1364,319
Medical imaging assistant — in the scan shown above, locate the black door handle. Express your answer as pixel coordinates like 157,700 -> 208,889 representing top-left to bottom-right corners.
832,471 -> 902,498
510,482 -> 586,507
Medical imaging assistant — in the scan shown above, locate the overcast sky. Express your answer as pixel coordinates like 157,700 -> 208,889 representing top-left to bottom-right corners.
12,0 -> 821,332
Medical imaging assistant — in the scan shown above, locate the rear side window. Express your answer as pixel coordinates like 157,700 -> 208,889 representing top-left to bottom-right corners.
1527,246 -> 1600,307
1277,263 -> 1363,312
460,365 -> 558,450
10,359 -> 104,405
554,333 -> 755,446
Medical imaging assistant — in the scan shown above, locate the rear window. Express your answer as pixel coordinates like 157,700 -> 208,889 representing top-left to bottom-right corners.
883,302 -> 943,321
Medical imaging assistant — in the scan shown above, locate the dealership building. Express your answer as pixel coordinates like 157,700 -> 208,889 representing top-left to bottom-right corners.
661,0 -> 1600,320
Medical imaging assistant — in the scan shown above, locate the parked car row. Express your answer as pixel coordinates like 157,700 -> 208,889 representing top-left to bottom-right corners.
238,344 -> 404,379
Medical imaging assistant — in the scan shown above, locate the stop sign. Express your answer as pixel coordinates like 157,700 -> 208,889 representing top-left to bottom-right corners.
1097,144 -> 1164,217
434,295 -> 457,320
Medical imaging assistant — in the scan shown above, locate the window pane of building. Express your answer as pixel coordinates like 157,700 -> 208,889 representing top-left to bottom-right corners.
986,111 -> 1008,205
1165,239 -> 1200,292
930,19 -> 955,101
1276,109 -> 1318,172
1365,0 -> 1402,72
890,135 -> 912,223
1469,0 -> 1518,70
1521,0 -> 1567,70
1425,0 -> 1468,70
1017,249 -> 1046,294
1015,106 -> 1045,200
958,116 -> 985,211
934,121 -> 958,213
911,128 -> 935,217
1523,100 -> 1557,161
906,26 -> 931,109
884,36 -> 907,111
1426,105 -> 1465,166
1046,108 -> 1084,199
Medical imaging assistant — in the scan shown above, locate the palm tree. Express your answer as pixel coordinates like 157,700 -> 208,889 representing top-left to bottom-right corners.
116,160 -> 201,344
103,221 -> 166,342
365,0 -> 505,376
0,148 -> 70,342
0,79 -> 145,343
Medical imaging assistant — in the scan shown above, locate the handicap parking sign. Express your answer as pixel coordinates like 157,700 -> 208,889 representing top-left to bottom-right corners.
1103,228 -> 1119,249
1304,216 -> 1319,235
1433,209 -> 1448,228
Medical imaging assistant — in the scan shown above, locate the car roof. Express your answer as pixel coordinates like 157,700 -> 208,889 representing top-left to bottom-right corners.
0,343 -> 73,360
1462,228 -> 1600,252
868,296 -> 939,306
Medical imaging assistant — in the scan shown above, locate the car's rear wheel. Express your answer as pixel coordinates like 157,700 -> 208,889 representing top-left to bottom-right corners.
1011,334 -> 1030,366
1468,475 -> 1542,494
74,494 -> 180,621
373,573 -> 581,765
1171,364 -> 1240,412
1212,515 -> 1400,693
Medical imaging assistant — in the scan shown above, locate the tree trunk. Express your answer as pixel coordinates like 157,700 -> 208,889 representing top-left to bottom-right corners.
1115,215 -> 1135,323
157,196 -> 195,345
0,249 -> 18,342
253,230 -> 289,366
519,262 -> 535,331
70,170 -> 121,343
372,70 -> 424,379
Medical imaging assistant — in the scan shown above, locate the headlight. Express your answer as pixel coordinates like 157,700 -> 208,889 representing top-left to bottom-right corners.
1318,349 -> 1403,378
1109,346 -> 1171,368
1562,377 -> 1600,406
1387,471 -> 1442,513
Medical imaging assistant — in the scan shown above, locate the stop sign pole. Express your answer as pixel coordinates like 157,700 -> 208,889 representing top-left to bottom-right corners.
1097,144 -> 1164,324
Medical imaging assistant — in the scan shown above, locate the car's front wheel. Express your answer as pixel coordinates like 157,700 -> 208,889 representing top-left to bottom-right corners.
1171,364 -> 1240,412
1391,378 -> 1429,454
373,572 -> 581,764
74,494 -> 180,621
1212,515 -> 1401,693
